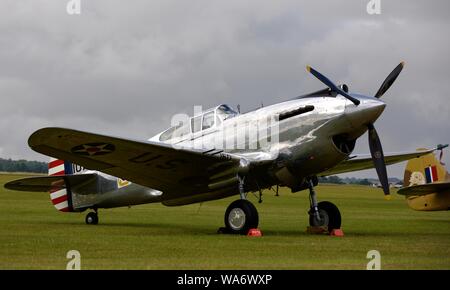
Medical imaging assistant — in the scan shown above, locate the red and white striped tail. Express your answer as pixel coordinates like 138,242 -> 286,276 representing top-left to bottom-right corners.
48,158 -> 72,212
48,159 -> 66,176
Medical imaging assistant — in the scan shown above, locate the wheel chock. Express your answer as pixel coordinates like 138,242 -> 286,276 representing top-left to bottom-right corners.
247,228 -> 263,237
330,228 -> 344,237
306,226 -> 328,234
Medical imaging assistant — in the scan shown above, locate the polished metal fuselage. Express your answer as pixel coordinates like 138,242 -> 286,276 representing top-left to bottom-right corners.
70,94 -> 386,210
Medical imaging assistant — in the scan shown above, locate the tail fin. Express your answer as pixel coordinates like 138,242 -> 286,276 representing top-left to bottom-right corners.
48,158 -> 74,212
403,149 -> 448,187
48,158 -> 71,176
48,158 -> 87,176
402,149 -> 450,211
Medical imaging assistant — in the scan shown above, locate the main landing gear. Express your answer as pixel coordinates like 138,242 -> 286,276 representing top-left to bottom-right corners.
307,179 -> 341,232
224,199 -> 259,234
220,176 -> 341,235
85,210 -> 99,225
222,176 -> 259,235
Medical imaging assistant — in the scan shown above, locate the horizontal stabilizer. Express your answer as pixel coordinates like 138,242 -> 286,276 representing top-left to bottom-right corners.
397,182 -> 450,196
4,174 -> 97,192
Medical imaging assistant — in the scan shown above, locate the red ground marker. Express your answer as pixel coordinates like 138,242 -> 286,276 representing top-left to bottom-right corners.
247,228 -> 263,237
330,229 -> 344,237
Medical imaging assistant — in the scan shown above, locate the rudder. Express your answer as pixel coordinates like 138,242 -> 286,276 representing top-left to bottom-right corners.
48,158 -> 74,212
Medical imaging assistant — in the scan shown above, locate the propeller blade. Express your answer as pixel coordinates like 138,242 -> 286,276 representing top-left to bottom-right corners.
306,65 -> 360,105
374,62 -> 405,99
368,124 -> 390,199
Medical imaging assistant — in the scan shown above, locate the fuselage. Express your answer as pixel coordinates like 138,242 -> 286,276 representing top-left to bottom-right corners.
150,94 -> 386,191
406,192 -> 450,211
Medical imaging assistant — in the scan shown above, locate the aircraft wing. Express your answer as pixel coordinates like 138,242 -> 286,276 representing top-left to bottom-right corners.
319,148 -> 436,176
4,174 -> 97,192
397,182 -> 450,196
27,127 -> 241,199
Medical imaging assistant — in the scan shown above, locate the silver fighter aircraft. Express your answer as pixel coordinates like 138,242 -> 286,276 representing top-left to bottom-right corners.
5,63 -> 439,234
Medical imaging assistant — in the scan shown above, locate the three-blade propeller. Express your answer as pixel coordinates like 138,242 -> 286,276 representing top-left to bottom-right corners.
306,62 -> 405,199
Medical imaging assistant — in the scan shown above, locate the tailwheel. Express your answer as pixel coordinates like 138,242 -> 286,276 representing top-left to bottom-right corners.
224,200 -> 259,234
309,201 -> 341,231
85,212 -> 99,225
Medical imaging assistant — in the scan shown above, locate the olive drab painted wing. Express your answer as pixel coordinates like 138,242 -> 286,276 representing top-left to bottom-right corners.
27,127 -> 241,200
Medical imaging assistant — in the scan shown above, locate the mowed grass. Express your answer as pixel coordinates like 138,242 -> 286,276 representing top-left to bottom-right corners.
0,173 -> 449,270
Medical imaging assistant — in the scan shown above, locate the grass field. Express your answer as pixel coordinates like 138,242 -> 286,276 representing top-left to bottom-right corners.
0,173 -> 449,270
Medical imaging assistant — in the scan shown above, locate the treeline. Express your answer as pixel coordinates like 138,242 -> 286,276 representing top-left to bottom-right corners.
319,176 -> 372,185
0,158 -> 47,173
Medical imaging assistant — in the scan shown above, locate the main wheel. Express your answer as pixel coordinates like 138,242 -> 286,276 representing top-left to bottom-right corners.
224,200 -> 259,234
309,201 -> 341,231
85,212 -> 99,225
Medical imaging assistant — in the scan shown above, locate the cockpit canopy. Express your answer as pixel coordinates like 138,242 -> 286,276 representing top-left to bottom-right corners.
159,104 -> 238,142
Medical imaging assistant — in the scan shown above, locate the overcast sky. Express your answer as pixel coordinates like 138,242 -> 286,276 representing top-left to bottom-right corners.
0,0 -> 449,179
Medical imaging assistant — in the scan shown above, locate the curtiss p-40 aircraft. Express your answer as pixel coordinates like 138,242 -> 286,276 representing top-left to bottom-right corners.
5,62 -> 441,234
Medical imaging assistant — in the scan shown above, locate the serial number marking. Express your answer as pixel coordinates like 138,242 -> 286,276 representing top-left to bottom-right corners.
216,153 -> 232,161
72,164 -> 85,174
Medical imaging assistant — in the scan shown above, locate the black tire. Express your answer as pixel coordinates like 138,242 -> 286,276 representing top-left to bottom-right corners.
309,201 -> 341,231
85,212 -> 99,225
224,200 -> 259,234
